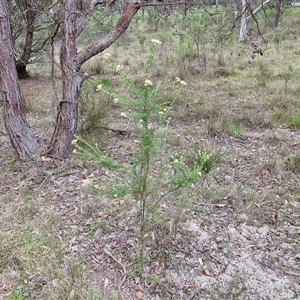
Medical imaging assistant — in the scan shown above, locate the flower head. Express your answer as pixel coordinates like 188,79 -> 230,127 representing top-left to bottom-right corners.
114,98 -> 119,103
144,79 -> 153,86
151,39 -> 162,45
180,80 -> 187,86
103,53 -> 111,59
115,64 -> 123,72
120,112 -> 127,117
96,84 -> 102,91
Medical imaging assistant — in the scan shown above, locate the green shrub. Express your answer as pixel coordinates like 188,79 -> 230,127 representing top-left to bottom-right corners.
73,40 -> 220,277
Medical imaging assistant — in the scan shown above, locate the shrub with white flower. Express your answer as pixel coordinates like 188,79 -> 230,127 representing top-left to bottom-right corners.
115,64 -> 123,72
144,79 -> 153,86
103,53 -> 111,59
151,39 -> 162,45
72,41 -> 220,276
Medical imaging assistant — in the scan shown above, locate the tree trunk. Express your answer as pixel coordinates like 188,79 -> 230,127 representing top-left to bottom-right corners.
239,0 -> 248,41
0,0 -> 38,160
16,2 -> 36,79
11,1 -> 36,79
16,61 -> 30,79
46,1 -> 83,159
274,0 -> 282,28
47,0 -> 143,159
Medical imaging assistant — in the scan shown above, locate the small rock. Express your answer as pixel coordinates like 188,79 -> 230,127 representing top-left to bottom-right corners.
257,225 -> 269,237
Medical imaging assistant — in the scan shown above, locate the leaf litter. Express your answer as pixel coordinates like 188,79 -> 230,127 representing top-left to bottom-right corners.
0,79 -> 299,299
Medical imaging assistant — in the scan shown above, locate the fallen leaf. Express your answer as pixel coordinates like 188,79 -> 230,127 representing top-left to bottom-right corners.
136,290 -> 143,299
70,206 -> 79,216
104,278 -> 109,289
210,253 -> 222,264
53,180 -> 64,186
204,269 -> 211,276
270,228 -> 279,235
41,156 -> 52,162
231,251 -> 240,256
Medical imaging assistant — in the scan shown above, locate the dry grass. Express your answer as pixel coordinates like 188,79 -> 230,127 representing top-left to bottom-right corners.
1,8 -> 300,300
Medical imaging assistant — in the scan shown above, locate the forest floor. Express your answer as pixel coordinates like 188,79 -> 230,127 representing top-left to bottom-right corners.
1,63 -> 300,299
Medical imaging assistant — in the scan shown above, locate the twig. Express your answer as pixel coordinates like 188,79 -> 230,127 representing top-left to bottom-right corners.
187,283 -> 208,300
101,126 -> 127,135
282,270 -> 300,277
103,248 -> 127,300
0,185 -> 19,192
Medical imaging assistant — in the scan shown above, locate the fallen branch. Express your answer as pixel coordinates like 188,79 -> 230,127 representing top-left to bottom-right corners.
103,248 -> 127,300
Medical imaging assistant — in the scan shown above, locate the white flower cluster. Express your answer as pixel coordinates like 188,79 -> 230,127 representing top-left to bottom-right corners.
103,53 -> 111,59
115,64 -> 123,72
144,79 -> 153,86
151,39 -> 162,45
175,77 -> 187,86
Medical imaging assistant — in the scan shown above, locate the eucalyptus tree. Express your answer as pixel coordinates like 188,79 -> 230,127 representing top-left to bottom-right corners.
9,0 -> 58,78
0,0 -> 145,160
0,0 -> 38,160
238,0 -> 291,42
46,0 -> 145,158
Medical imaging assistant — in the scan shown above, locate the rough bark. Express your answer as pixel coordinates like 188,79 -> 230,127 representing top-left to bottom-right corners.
47,0 -> 144,159
46,0 -> 83,159
0,0 -> 38,160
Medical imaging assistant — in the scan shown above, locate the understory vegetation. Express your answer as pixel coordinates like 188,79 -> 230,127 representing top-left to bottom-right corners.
1,5 -> 300,300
